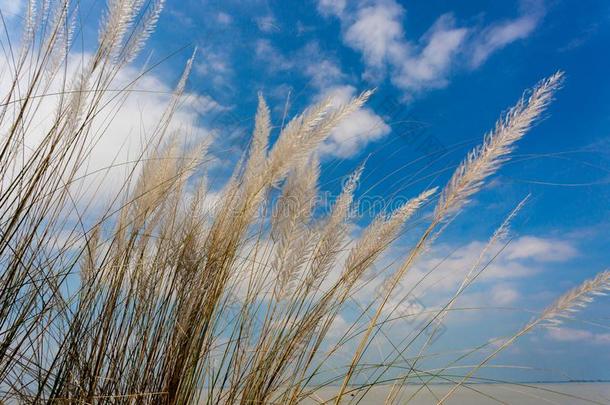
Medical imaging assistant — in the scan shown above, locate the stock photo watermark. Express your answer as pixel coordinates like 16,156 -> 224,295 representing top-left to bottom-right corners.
374,276 -> 447,345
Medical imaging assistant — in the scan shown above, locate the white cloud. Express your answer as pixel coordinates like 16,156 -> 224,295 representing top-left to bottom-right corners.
334,232 -> 579,338
196,48 -> 233,90
404,240 -> 533,292
254,41 -> 390,158
490,283 -> 520,305
317,0 -> 346,17
317,85 -> 391,158
254,39 -> 293,71
0,0 -> 22,16
326,0 -> 467,94
505,236 -> 578,262
470,14 -> 540,67
0,52 -> 220,209
252,30 -> 396,159
349,234 -> 578,313
305,59 -> 345,88
392,14 -> 468,92
548,327 -> 610,345
343,1 -> 405,79
301,43 -> 346,88
217,12 -> 232,25
324,314 -> 350,339
318,0 -> 542,96
168,9 -> 194,28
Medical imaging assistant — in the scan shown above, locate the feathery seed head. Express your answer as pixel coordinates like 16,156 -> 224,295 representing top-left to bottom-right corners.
537,269 -> 610,328
434,72 -> 563,222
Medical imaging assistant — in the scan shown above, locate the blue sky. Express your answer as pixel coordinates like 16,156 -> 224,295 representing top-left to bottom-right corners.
3,0 -> 610,383
146,0 -> 610,381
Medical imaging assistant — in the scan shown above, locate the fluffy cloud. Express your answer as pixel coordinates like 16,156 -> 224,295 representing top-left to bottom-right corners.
0,51 -> 220,209
505,236 -> 578,262
322,0 -> 467,94
254,39 -> 293,71
299,42 -> 347,89
392,14 -> 468,92
318,85 -> 391,158
470,12 -> 541,67
490,283 -> 521,305
216,12 -> 232,25
403,235 -> 574,294
255,40 -> 391,158
304,58 -> 345,89
547,327 -> 610,344
318,0 -> 543,96
349,233 -> 578,314
196,47 -> 234,90
329,232 -> 580,345
0,0 -> 22,16
317,0 -> 346,17
343,0 -> 405,78
297,43 -> 391,158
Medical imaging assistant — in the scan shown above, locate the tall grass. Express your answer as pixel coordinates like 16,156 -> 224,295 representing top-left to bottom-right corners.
0,1 -> 607,404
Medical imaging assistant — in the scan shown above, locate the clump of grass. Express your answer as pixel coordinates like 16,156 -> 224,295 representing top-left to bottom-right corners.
0,1 -> 606,404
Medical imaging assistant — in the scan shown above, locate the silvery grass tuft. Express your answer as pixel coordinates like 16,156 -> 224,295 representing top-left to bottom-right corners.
0,1 -> 606,404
